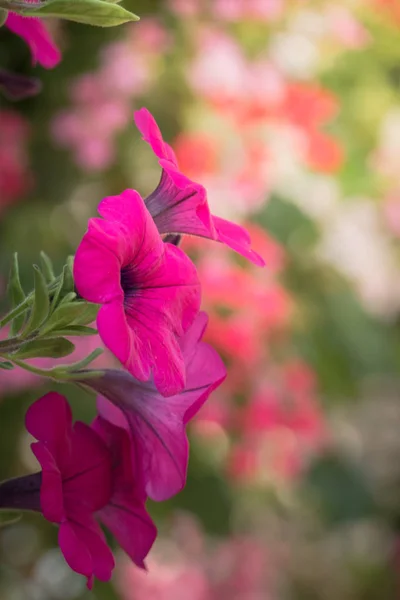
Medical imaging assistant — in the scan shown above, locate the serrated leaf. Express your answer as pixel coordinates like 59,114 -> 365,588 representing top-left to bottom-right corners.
0,510 -> 22,528
41,301 -> 99,335
0,361 -> 14,370
12,337 -> 75,359
40,251 -> 55,283
23,266 -> 50,336
7,253 -> 26,336
21,0 -> 139,26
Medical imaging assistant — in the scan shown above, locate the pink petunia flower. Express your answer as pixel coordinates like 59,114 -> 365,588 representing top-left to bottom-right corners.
133,108 -> 265,267
5,13 -> 61,69
24,392 -> 156,587
78,312 -> 227,501
73,189 -> 201,397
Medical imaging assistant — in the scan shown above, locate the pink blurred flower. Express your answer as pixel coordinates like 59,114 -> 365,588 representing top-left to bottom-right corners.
326,6 -> 371,49
5,13 -> 60,69
73,189 -> 200,396
0,110 -> 32,210
78,312 -> 227,501
213,0 -> 283,22
134,108 -> 265,266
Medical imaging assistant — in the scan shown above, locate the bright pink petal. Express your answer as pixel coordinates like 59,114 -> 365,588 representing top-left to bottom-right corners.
6,13 -> 61,69
25,392 -> 72,465
213,217 -> 266,266
73,218 -> 129,304
134,108 -> 178,165
31,442 -> 64,523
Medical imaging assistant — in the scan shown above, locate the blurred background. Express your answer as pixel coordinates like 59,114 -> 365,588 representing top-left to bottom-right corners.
2,0 -> 400,597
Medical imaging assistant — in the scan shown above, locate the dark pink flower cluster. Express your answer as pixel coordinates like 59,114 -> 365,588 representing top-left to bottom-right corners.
25,108 -> 263,587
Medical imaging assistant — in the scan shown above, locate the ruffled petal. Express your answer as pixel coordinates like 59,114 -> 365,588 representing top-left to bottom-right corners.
73,217 -> 130,304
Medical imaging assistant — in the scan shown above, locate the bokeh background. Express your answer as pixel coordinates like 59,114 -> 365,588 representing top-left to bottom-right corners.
3,0 -> 400,597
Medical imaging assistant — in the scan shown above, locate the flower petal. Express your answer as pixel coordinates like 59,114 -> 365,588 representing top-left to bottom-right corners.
31,442 -> 64,523
5,13 -> 61,69
63,422 -> 112,513
213,217 -> 266,266
25,392 -> 72,465
98,497 -> 156,568
73,217 -> 128,304
145,172 -> 216,238
134,107 -> 178,165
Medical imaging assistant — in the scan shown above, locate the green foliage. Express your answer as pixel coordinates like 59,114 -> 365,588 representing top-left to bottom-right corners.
11,337 -> 75,359
303,453 -> 378,527
20,0 -> 139,26
7,253 -> 26,336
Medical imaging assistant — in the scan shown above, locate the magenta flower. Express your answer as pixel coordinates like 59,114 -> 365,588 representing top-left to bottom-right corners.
5,13 -> 61,69
134,107 -> 265,267
25,392 -> 156,587
73,189 -> 201,396
78,312 -> 227,501
25,392 -> 114,588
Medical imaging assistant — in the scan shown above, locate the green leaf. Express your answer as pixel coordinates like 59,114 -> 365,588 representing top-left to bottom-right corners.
41,301 -> 99,335
43,325 -> 98,337
51,263 -> 74,311
12,337 -> 75,359
23,266 -> 50,336
7,253 -> 26,336
0,361 -> 14,370
39,251 -> 55,283
21,0 -> 139,26
0,510 -> 22,528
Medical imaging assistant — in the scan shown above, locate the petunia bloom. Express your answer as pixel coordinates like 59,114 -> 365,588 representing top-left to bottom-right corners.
133,107 -> 265,266
24,392 -> 156,587
5,13 -> 61,69
77,312 -> 227,502
73,189 -> 201,397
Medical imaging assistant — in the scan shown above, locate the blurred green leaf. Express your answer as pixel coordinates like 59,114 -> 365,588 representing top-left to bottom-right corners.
39,251 -> 55,283
7,253 -> 26,336
0,510 -> 22,528
43,325 -> 98,337
20,0 -> 139,26
12,337 -> 75,359
303,453 -> 378,526
0,361 -> 14,370
23,266 -> 50,336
